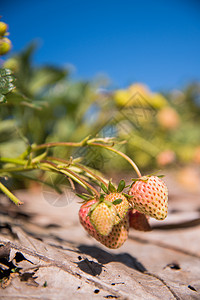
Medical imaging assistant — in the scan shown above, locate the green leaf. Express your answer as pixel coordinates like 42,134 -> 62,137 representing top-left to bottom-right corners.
99,194 -> 105,202
112,198 -> 122,205
117,179 -> 125,192
0,82 -> 15,94
108,181 -> 116,192
131,177 -> 148,183
0,94 -> 6,103
122,193 -> 132,199
0,68 -> 12,76
76,193 -> 91,201
88,201 -> 99,215
101,183 -> 109,194
0,68 -> 15,103
29,66 -> 67,94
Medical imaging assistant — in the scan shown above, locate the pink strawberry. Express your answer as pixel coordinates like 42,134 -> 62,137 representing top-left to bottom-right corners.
128,176 -> 168,220
104,192 -> 130,225
79,200 -> 129,249
89,201 -> 117,236
129,209 -> 151,231
79,199 -> 97,238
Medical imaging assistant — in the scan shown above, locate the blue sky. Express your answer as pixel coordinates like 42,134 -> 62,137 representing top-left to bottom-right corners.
1,0 -> 200,91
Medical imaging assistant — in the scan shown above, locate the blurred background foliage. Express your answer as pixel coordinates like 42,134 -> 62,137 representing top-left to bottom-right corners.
1,43 -> 200,181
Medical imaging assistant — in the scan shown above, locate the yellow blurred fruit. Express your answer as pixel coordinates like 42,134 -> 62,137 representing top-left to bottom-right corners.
127,83 -> 150,106
3,57 -> 19,72
128,83 -> 150,96
113,89 -> 130,106
114,83 -> 150,107
113,83 -> 168,109
0,37 -> 12,55
149,93 -> 168,109
0,22 -> 8,36
157,107 -> 180,130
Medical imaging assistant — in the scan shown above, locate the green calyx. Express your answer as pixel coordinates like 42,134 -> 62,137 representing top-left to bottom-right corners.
112,198 -> 123,205
101,183 -> 109,194
131,173 -> 165,185
101,179 -> 127,195
76,193 -> 94,201
117,179 -> 126,192
108,181 -> 116,192
87,194 -> 122,218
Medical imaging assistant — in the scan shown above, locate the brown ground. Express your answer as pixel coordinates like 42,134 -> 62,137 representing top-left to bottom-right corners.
0,167 -> 200,299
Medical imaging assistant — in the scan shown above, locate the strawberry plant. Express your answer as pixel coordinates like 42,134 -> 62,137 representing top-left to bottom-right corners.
0,120 -> 169,248
1,19 -> 188,250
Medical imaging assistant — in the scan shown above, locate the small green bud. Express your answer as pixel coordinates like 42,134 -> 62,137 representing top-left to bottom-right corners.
0,22 -> 8,37
0,37 -> 12,55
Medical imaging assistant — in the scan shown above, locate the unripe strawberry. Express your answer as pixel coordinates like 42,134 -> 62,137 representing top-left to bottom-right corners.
129,209 -> 151,231
89,201 -> 117,236
128,176 -> 168,220
0,22 -> 8,37
0,37 -> 12,55
104,192 -> 130,225
79,200 -> 129,249
100,214 -> 129,249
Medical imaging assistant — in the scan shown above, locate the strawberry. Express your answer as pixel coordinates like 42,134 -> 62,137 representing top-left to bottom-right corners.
100,214 -> 129,249
104,192 -> 130,225
128,176 -> 168,220
79,199 -> 97,238
89,201 -> 117,236
79,200 -> 129,249
129,209 -> 151,231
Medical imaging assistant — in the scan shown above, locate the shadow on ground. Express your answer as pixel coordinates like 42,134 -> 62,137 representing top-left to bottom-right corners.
76,244 -> 146,276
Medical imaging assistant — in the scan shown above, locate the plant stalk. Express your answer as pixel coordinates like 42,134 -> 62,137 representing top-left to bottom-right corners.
0,181 -> 23,205
42,160 -> 100,198
87,142 -> 142,178
46,156 -> 108,187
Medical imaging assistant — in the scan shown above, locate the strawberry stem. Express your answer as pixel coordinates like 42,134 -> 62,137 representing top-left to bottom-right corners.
73,162 -> 108,187
31,136 -> 90,152
87,142 -> 142,178
46,156 -> 108,188
0,181 -> 23,206
29,137 -> 142,177
42,160 -> 100,198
